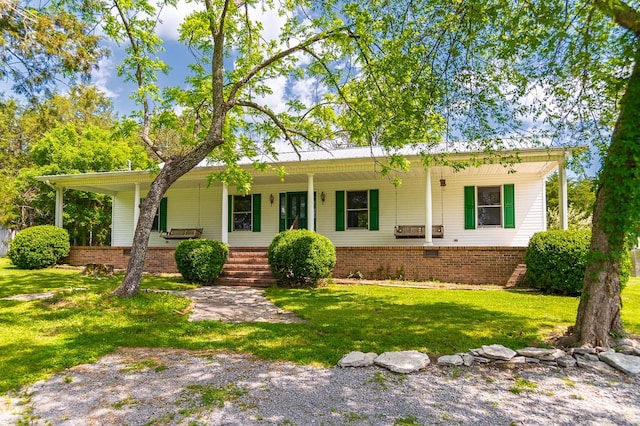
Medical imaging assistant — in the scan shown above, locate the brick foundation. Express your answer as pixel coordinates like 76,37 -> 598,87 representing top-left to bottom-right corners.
65,246 -> 178,273
67,245 -> 526,285
334,246 -> 526,285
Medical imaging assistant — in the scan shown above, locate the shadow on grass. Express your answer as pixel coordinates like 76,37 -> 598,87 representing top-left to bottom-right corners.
0,268 -> 195,299
166,285 -> 574,368
0,275 -> 579,394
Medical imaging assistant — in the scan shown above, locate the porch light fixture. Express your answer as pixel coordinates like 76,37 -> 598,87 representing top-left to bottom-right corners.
440,179 -> 446,187
321,191 -> 325,204
269,194 -> 274,206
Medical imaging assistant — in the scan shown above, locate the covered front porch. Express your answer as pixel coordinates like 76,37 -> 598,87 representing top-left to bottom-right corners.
41,147 -> 572,249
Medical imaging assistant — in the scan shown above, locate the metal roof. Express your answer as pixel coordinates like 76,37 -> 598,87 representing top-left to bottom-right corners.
36,144 -> 582,195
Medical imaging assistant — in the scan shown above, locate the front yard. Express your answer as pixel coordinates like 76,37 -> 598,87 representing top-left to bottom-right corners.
1,257 -> 638,394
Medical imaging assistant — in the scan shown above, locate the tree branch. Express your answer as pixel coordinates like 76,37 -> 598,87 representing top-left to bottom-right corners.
227,27 -> 349,102
300,45 -> 363,119
594,0 -> 640,35
112,0 -> 166,161
233,100 -> 305,158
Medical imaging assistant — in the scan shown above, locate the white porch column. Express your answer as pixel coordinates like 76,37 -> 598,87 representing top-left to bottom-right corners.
133,183 -> 140,233
307,173 -> 315,232
221,183 -> 229,244
424,168 -> 433,246
55,186 -> 64,228
558,162 -> 568,230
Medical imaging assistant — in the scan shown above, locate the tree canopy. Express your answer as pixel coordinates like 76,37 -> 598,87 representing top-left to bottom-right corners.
0,0 -> 105,98
546,173 -> 596,230
0,86 -> 153,245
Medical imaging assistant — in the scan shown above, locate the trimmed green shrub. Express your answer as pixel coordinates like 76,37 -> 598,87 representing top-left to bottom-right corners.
526,229 -> 631,296
268,229 -> 336,288
8,225 -> 70,269
174,239 -> 228,285
525,230 -> 591,295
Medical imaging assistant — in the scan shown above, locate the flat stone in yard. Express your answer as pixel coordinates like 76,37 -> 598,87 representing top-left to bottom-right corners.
480,344 -> 516,361
540,349 -> 566,361
557,356 -> 577,368
437,355 -> 463,366
575,354 -> 617,374
570,347 -> 597,356
598,351 -> 640,375
614,338 -> 637,349
374,351 -> 431,373
518,347 -> 566,361
461,354 -> 475,367
582,353 -> 600,362
338,352 -> 378,368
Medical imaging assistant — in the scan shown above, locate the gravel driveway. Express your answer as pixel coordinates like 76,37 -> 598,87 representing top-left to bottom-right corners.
2,347 -> 638,425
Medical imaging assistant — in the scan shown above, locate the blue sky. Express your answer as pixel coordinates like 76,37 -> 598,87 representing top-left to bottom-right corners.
96,41 -> 193,115
93,2 -> 297,117
0,1 -> 601,176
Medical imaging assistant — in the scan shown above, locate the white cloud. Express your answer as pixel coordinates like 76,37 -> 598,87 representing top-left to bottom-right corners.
249,6 -> 288,44
261,75 -> 288,113
291,77 -> 326,107
91,57 -> 118,100
156,1 -> 203,41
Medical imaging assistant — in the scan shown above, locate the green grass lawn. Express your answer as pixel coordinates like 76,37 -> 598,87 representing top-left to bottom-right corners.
1,256 -> 639,394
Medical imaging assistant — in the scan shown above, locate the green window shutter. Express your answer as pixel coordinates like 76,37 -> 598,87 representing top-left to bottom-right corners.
279,193 -> 286,232
464,186 -> 476,230
227,195 -> 233,233
252,193 -> 261,232
159,197 -> 168,232
369,189 -> 379,231
335,191 -> 345,231
503,184 -> 515,229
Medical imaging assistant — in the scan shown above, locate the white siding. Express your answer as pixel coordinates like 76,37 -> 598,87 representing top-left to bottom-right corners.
111,171 -> 546,248
112,192 -> 134,246
112,185 -> 224,246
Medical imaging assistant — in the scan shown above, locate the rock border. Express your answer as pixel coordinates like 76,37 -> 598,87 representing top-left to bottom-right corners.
338,339 -> 640,376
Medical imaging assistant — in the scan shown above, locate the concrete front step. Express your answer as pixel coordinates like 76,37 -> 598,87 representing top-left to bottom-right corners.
228,248 -> 268,255
229,250 -> 269,255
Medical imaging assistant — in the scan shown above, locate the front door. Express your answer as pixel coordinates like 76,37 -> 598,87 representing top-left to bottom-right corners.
279,192 -> 315,231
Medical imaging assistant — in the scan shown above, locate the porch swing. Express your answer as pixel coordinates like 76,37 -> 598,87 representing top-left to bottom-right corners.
160,184 -> 204,240
392,175 -> 444,239
394,98 -> 452,240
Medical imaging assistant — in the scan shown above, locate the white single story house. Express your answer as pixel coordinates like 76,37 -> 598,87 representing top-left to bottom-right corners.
37,144 -> 576,285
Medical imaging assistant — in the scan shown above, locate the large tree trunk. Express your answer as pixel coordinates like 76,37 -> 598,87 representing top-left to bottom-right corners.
111,169 -> 171,297
112,135 -> 226,297
572,185 -> 625,347
571,46 -> 640,347
112,0 -> 229,297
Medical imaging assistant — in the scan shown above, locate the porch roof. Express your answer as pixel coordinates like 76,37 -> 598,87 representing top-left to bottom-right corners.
36,144 -> 579,195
